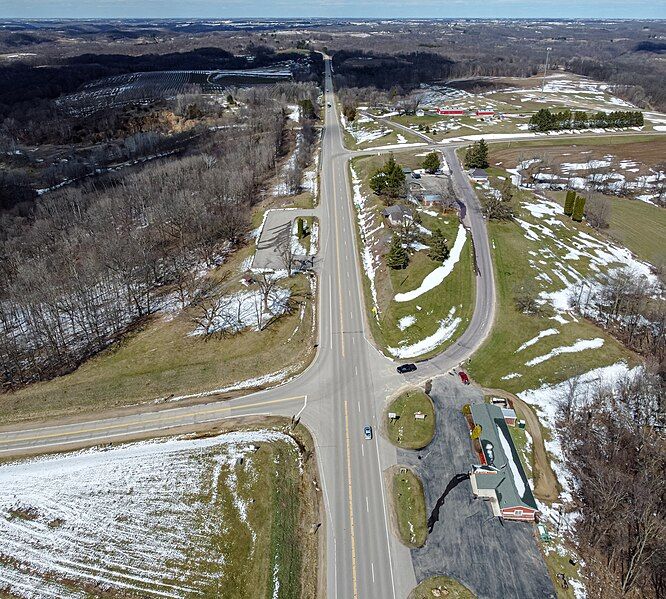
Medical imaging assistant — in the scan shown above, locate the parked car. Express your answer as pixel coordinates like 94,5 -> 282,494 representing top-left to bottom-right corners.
458,371 -> 470,385
411,172 -> 421,179
364,425 -> 373,440
397,363 -> 417,374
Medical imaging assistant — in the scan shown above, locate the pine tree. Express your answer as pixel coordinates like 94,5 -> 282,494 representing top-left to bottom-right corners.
385,234 -> 409,269
464,140 -> 489,169
564,190 -> 576,216
422,151 -> 440,174
370,154 -> 406,199
428,228 -> 450,262
476,139 -> 489,168
572,196 -> 586,222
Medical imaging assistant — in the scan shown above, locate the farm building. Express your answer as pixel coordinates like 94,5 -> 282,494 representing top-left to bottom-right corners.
381,205 -> 413,227
468,403 -> 539,522
475,110 -> 495,117
437,108 -> 466,116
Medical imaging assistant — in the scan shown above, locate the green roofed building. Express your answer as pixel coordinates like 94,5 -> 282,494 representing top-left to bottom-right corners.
469,403 -> 539,522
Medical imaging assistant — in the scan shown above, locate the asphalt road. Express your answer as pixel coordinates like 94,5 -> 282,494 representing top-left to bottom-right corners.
0,58 -> 612,599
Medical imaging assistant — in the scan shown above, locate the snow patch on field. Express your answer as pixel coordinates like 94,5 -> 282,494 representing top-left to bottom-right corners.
190,287 -> 291,335
516,328 -> 559,353
0,430 -> 300,598
525,338 -> 604,366
351,165 -> 381,315
397,315 -> 416,330
387,307 -> 461,358
394,224 -> 467,302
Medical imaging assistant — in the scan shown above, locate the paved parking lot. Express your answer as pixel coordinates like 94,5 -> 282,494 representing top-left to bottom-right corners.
398,375 -> 555,599
252,209 -> 314,271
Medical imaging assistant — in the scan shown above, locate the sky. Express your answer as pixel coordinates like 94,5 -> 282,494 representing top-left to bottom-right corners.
0,0 -> 663,20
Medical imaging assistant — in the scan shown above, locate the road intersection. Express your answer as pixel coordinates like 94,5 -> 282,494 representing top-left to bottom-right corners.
0,56 -> 496,599
10,57 -> 636,598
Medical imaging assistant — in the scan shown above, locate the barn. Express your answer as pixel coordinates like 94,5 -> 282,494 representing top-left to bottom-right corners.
437,108 -> 466,116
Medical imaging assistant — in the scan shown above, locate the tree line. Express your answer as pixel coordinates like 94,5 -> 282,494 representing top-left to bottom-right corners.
558,369 -> 664,598
529,108 -> 644,132
0,105 -> 288,390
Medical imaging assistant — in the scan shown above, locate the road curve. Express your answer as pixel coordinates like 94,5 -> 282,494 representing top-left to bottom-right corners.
0,58 -> 504,599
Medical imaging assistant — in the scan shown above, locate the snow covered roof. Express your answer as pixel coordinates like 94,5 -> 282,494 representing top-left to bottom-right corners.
471,403 -> 538,512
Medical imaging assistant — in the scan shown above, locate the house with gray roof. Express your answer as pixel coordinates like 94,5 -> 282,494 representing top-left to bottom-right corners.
381,204 -> 413,227
469,403 -> 539,521
469,168 -> 489,181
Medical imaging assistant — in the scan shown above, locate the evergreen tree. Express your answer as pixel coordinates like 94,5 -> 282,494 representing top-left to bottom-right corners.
572,196 -> 586,222
464,139 -> 489,169
299,98 -> 316,120
476,139 -> 489,168
343,104 -> 357,122
369,153 -> 405,199
564,190 -> 576,216
385,234 -> 409,269
422,151 -> 440,174
428,228 -> 450,262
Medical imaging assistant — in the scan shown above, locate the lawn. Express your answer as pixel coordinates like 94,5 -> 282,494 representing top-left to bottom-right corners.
386,388 -> 436,450
408,576 -> 476,599
465,165 -> 637,393
1,245 -> 316,426
392,468 -> 428,548
350,151 -> 475,360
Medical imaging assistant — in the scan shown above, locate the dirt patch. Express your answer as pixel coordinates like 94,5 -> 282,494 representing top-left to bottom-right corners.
482,387 -> 560,503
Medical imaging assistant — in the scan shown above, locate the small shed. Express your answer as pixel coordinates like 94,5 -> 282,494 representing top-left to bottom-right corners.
501,407 -> 517,427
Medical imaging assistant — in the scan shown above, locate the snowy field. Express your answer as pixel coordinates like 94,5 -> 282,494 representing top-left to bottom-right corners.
0,431 -> 302,598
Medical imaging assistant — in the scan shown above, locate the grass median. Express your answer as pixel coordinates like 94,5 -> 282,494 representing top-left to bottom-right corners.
392,467 -> 427,548
386,388 -> 436,450
409,576 -> 476,599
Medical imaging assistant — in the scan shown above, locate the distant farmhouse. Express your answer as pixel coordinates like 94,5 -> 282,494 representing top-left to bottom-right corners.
469,403 -> 539,522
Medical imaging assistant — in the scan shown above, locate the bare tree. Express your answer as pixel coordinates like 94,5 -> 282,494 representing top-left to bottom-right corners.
585,195 -> 612,229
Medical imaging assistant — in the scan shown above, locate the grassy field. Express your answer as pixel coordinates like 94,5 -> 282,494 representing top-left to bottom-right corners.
386,388 -> 435,450
1,244 -> 316,426
0,421 -> 320,598
392,468 -> 428,548
466,166 -> 637,393
351,151 -> 475,360
408,576 -> 476,599
544,190 -> 665,267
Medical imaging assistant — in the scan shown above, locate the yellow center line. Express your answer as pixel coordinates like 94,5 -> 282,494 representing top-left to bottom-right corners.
343,400 -> 359,598
0,396 -> 306,445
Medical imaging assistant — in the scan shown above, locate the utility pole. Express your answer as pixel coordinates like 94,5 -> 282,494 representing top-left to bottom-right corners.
541,47 -> 552,97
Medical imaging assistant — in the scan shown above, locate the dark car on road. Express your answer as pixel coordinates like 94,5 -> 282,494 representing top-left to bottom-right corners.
397,363 -> 417,374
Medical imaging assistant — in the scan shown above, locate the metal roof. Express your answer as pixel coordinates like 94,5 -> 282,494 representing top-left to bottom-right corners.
471,403 -> 537,511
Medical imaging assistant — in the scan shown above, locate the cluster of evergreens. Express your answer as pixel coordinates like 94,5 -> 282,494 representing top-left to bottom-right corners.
529,108 -> 643,132
369,154 -> 405,200
564,189 -> 587,222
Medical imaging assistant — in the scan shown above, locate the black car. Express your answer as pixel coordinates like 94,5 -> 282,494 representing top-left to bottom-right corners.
397,363 -> 417,374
